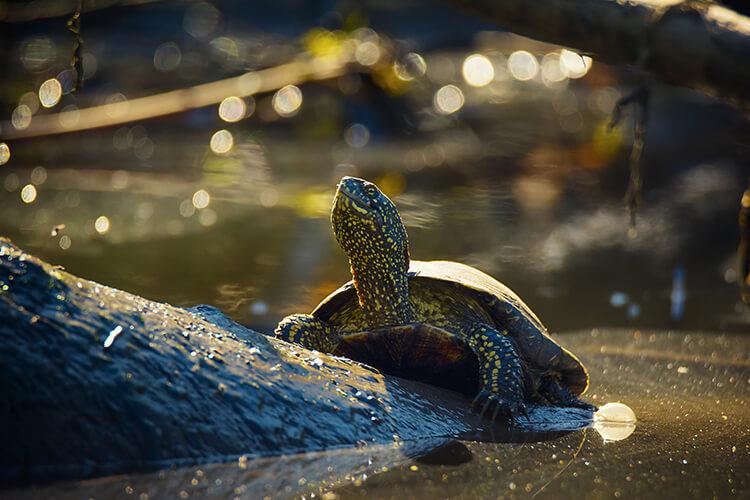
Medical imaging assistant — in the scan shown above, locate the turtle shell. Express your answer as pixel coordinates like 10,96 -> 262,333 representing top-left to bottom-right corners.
313,260 -> 589,396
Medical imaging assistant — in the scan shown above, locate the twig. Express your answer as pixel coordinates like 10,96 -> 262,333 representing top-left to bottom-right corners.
609,87 -> 650,229
66,0 -> 84,92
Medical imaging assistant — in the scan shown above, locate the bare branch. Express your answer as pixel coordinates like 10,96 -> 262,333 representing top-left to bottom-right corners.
448,0 -> 750,106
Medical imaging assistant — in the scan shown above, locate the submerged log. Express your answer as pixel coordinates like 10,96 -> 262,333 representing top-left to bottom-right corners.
0,238 -> 589,486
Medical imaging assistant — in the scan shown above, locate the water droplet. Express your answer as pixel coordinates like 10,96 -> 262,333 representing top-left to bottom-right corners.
103,325 -> 124,349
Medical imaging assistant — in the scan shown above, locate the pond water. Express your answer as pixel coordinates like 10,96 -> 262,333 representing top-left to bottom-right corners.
0,147 -> 746,336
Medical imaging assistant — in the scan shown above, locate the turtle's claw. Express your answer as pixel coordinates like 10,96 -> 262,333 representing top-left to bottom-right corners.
472,390 -> 526,423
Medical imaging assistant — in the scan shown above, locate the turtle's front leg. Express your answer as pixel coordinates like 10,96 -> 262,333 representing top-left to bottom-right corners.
463,323 -> 527,422
274,314 -> 340,353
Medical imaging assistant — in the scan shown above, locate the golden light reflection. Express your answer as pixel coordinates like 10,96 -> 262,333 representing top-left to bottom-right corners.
20,184 -> 37,203
218,96 -> 246,122
433,85 -> 464,115
38,78 -> 62,108
94,215 -> 111,234
462,54 -> 494,87
272,85 -> 303,117
593,402 -> 637,443
513,176 -> 562,211
559,49 -> 592,79
0,143 -> 10,166
11,105 -> 32,130
209,129 -> 234,154
508,51 -> 539,81
192,189 -> 211,209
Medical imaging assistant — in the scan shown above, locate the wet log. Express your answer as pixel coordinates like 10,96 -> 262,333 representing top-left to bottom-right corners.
0,238 -> 467,484
0,238 -> 590,486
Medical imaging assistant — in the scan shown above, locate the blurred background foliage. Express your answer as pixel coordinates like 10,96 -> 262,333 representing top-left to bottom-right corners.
0,0 -> 749,333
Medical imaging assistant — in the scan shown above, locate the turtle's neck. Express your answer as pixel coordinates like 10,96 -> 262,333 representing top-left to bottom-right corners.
349,255 -> 415,327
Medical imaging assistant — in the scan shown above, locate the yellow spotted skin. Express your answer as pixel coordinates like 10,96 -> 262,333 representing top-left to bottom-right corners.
275,177 -> 590,419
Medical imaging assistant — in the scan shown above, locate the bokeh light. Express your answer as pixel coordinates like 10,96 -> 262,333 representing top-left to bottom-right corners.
462,54 -> 494,87
192,189 -> 211,209
154,42 -> 182,72
344,123 -> 370,148
20,36 -> 56,71
508,51 -> 539,81
218,96 -> 246,122
560,49 -> 592,79
59,235 -> 72,250
0,143 -> 10,166
95,216 -> 111,234
30,166 -> 47,185
272,85 -> 303,117
433,85 -> 465,115
354,41 -> 381,66
11,105 -> 32,130
38,78 -> 62,108
541,52 -> 567,85
184,2 -> 220,40
20,184 -> 37,204
210,130 -> 234,154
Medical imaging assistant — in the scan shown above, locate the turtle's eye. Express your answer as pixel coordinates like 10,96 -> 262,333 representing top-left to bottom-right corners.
364,184 -> 377,198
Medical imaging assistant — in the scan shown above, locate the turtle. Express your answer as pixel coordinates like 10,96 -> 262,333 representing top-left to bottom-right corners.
275,176 -> 595,420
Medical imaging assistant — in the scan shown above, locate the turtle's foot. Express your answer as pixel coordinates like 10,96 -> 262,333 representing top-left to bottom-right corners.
274,314 -> 340,353
472,390 -> 529,423
541,379 -> 597,412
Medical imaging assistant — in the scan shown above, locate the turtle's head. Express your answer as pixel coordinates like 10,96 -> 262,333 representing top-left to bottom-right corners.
332,176 -> 409,266
331,176 -> 413,324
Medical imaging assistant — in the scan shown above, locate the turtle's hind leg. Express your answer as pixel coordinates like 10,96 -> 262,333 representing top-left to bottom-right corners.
274,314 -> 340,353
464,323 -> 528,422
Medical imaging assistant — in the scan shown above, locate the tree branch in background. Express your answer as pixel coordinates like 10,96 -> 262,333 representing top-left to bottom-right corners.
448,0 -> 750,107
0,54 -> 351,140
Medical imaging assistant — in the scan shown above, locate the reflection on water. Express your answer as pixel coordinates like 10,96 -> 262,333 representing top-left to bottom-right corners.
0,158 -> 745,334
593,402 -> 637,443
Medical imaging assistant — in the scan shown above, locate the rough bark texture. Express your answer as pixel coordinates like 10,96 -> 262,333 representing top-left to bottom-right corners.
0,238 -> 590,486
450,0 -> 750,106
